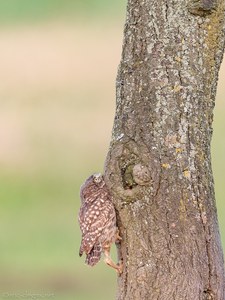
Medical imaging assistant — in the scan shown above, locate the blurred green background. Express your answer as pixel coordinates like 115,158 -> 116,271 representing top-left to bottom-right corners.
0,1 -> 224,300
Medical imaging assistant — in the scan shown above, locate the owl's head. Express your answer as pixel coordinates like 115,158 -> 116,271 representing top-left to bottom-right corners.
80,173 -> 105,203
92,173 -> 103,184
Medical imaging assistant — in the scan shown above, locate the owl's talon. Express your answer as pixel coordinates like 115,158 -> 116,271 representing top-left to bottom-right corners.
117,234 -> 122,241
103,246 -> 123,274
116,229 -> 122,241
117,261 -> 123,275
104,257 -> 123,275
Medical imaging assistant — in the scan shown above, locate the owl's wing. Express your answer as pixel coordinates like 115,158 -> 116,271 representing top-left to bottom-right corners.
79,201 -> 114,255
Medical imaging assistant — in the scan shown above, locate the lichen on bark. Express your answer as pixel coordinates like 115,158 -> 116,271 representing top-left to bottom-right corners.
104,0 -> 225,299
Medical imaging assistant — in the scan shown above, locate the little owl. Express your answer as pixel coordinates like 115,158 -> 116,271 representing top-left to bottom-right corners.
78,173 -> 122,274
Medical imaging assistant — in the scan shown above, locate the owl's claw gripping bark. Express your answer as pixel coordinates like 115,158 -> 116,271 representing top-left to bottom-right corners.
104,256 -> 123,275
103,245 -> 123,275
116,230 -> 122,241
117,260 -> 123,275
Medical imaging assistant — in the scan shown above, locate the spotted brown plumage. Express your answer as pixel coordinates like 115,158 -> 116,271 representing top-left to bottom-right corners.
78,173 -> 123,273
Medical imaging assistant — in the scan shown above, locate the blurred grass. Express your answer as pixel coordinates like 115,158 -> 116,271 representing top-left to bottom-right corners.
0,0 -> 126,24
0,2 -> 224,300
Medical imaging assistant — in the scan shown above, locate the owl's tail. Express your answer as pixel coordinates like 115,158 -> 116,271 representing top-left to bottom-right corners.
85,242 -> 102,266
79,245 -> 83,257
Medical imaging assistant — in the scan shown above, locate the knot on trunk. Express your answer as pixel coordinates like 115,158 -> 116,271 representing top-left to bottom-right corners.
122,163 -> 151,189
132,164 -> 151,186
188,0 -> 218,16
104,141 -> 155,207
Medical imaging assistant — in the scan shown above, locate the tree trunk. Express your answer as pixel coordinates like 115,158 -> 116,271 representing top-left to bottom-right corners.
104,0 -> 225,299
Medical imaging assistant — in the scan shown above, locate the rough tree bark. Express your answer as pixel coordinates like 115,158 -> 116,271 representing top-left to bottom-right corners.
104,0 -> 225,299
